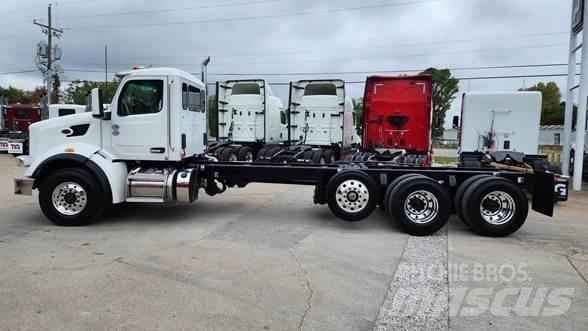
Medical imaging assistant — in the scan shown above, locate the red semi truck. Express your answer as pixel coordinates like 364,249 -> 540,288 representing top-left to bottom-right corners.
347,74 -> 433,166
0,104 -> 42,154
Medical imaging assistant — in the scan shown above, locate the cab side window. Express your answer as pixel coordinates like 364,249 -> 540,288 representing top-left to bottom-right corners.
188,85 -> 204,112
118,80 -> 164,116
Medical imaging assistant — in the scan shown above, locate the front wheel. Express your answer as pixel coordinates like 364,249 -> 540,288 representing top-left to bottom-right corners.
39,168 -> 103,226
326,170 -> 378,222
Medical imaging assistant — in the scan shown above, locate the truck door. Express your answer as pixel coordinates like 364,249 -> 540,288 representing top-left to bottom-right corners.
108,77 -> 169,161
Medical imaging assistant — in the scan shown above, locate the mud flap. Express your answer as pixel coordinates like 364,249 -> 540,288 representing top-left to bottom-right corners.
531,171 -> 555,217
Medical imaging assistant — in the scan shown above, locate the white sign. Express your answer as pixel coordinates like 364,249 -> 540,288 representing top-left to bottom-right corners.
0,139 -> 8,152
8,142 -> 23,154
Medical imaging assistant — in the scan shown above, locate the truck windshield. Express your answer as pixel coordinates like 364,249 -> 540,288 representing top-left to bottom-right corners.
232,83 -> 260,95
14,109 -> 31,119
304,83 -> 337,96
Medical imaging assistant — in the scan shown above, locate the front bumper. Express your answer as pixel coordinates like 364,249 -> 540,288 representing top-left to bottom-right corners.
14,176 -> 34,196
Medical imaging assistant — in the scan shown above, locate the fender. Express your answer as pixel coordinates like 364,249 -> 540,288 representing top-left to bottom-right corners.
31,153 -> 114,205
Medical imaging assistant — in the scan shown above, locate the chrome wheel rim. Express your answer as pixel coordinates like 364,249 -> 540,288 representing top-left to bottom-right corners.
244,151 -> 254,162
336,179 -> 370,213
52,182 -> 87,216
480,191 -> 515,225
320,157 -> 326,164
228,153 -> 238,162
403,190 -> 439,224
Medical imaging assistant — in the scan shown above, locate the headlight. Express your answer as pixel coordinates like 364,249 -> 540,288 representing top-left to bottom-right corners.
15,155 -> 33,167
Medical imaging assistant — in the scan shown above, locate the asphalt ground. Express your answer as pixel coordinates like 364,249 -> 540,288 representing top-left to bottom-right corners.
0,154 -> 586,330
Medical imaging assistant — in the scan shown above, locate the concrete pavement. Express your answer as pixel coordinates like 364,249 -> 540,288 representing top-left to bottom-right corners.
0,154 -> 587,330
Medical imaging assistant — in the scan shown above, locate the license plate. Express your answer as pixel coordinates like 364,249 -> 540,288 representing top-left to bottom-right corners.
8,142 -> 23,154
0,139 -> 8,152
554,180 -> 568,202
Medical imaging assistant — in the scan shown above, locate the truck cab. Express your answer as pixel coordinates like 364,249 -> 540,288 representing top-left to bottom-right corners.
17,68 -> 207,212
212,79 -> 285,161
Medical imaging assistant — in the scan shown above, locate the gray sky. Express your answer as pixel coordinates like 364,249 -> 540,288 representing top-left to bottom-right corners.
0,0 -> 575,121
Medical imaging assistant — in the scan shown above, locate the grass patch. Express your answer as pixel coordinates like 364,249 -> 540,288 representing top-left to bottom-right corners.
434,156 -> 457,165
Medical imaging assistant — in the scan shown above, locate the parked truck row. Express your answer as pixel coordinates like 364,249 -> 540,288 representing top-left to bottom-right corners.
0,98 -> 86,155
13,67 -> 568,238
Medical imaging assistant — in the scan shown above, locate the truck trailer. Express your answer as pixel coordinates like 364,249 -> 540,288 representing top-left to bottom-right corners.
13,67 -> 567,237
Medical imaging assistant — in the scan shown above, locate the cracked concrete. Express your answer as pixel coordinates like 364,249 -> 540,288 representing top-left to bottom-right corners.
287,250 -> 314,331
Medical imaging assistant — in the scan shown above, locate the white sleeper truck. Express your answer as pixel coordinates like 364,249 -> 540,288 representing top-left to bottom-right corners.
210,79 -> 286,161
258,79 -> 360,163
14,67 -> 566,237
457,92 -> 560,172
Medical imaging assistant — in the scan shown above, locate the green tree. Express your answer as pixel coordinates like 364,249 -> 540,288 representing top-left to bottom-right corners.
62,80 -> 120,105
519,82 -> 566,125
208,95 -> 218,137
422,68 -> 459,138
352,97 -> 364,132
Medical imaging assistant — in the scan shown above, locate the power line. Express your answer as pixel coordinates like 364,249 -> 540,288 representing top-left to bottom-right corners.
0,69 -> 38,75
85,43 -> 567,67
65,0 -> 437,30
57,0 -> 279,20
65,31 -> 568,63
206,63 -> 578,76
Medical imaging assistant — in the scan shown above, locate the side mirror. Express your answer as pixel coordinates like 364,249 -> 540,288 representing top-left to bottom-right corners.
88,88 -> 104,118
452,115 -> 460,129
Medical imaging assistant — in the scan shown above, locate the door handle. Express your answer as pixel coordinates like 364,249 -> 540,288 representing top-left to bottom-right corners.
150,147 -> 166,154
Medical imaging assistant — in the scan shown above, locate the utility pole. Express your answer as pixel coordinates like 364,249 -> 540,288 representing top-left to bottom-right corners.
33,4 -> 63,119
105,45 -> 108,87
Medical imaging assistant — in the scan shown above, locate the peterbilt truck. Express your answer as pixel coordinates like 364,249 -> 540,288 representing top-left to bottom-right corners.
210,79 -> 286,161
14,67 -> 567,237
257,79 -> 360,164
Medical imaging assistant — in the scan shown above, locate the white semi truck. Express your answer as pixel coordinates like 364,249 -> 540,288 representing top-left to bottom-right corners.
258,79 -> 360,163
456,92 -> 560,172
210,79 -> 286,161
13,67 -> 567,237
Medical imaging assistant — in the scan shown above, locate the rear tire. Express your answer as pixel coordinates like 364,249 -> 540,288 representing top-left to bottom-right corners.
387,177 -> 450,236
454,174 -> 491,226
237,146 -> 254,162
383,174 -> 424,212
323,149 -> 336,164
460,177 -> 528,237
311,150 -> 325,164
39,168 -> 103,226
220,147 -> 238,162
326,170 -> 378,222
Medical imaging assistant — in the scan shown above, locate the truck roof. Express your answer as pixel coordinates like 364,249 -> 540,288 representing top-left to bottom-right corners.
366,74 -> 431,81
463,91 -> 542,97
4,104 -> 41,109
117,67 -> 204,88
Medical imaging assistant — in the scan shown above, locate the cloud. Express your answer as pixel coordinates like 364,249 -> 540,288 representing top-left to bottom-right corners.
0,0 -> 573,117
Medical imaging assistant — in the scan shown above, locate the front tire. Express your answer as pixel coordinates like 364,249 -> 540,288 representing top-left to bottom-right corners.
326,170 -> 378,222
39,168 -> 103,226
